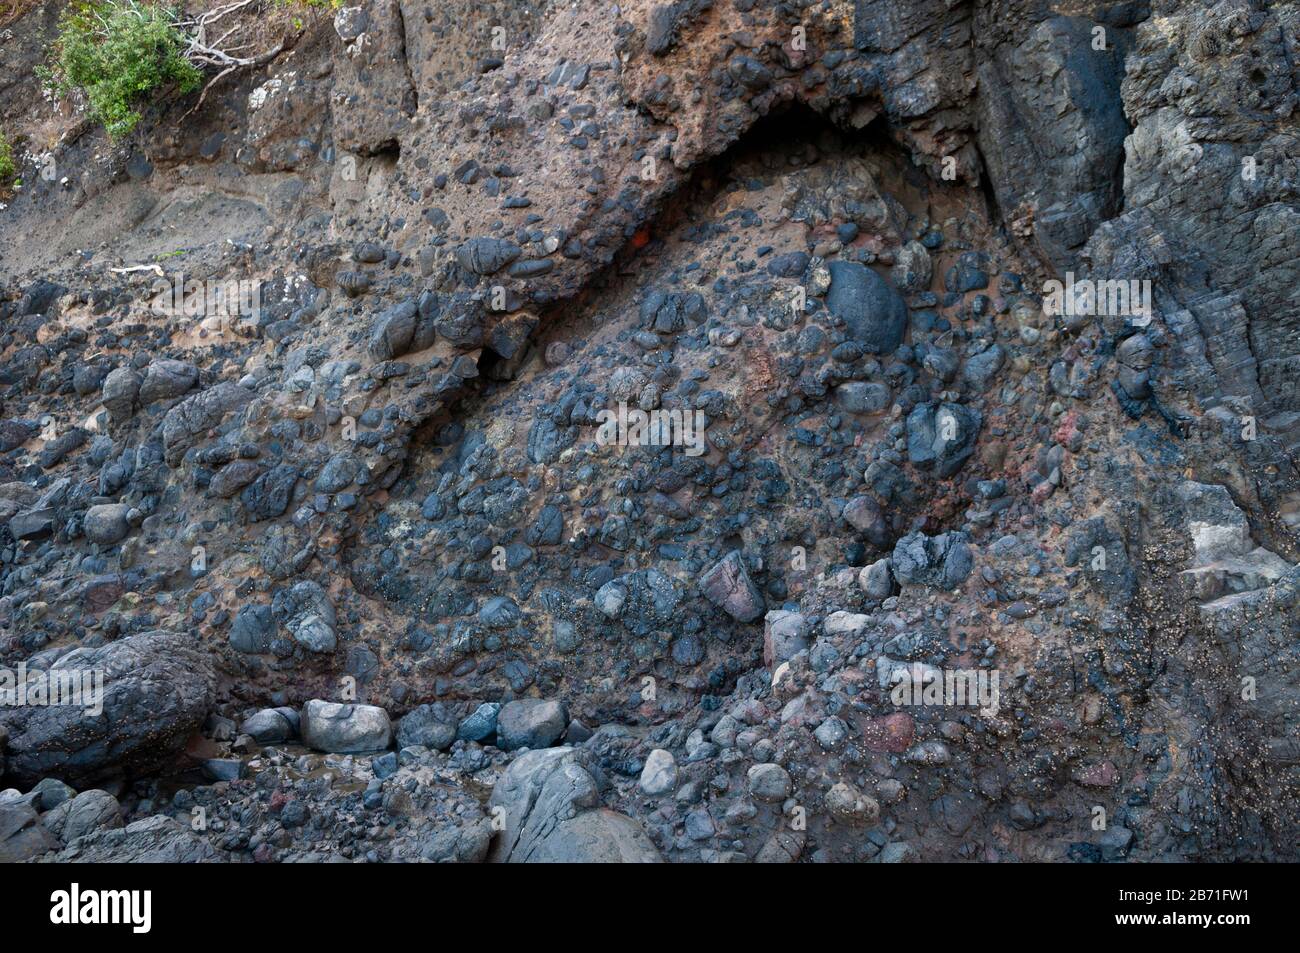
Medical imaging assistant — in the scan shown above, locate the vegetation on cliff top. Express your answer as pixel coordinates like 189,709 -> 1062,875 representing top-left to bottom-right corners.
39,0 -> 201,139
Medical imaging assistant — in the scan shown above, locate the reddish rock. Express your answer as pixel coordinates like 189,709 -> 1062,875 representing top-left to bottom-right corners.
81,574 -> 125,613
1075,761 -> 1120,787
862,713 -> 915,753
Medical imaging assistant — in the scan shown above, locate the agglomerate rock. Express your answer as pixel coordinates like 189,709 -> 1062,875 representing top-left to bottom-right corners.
0,0 -> 1296,863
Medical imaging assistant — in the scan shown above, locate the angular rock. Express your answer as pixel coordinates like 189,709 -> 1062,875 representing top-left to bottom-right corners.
699,550 -> 765,623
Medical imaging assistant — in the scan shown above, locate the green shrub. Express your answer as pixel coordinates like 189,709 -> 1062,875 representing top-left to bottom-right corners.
42,0 -> 201,139
0,132 -> 15,187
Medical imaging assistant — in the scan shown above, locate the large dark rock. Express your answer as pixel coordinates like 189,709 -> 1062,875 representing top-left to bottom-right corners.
456,237 -> 522,275
825,261 -> 908,355
0,631 -> 217,787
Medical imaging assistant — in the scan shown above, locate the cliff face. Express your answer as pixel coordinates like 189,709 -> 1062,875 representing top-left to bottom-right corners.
0,0 -> 1297,863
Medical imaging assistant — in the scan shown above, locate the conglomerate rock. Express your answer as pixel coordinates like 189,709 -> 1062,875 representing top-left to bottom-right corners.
0,0 -> 1295,863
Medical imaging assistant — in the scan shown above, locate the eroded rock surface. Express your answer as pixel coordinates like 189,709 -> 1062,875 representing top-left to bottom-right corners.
0,0 -> 1296,863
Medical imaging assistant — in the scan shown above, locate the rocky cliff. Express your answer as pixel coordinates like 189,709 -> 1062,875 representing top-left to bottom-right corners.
0,0 -> 1296,863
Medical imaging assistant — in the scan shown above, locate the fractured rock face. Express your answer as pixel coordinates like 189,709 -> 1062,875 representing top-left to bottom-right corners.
488,748 -> 662,863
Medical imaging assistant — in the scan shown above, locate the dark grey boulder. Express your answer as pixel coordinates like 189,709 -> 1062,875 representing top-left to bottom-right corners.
41,789 -> 123,844
457,702 -> 501,742
368,298 -> 418,360
892,531 -> 974,589
0,803 -> 58,861
456,237 -> 522,275
826,261 -> 908,355
100,367 -> 141,422
240,463 -> 301,521
496,699 -> 568,751
229,604 -> 275,653
138,359 -> 199,404
161,382 -> 253,466
83,503 -> 132,546
395,703 -> 457,751
0,631 -> 216,787
240,707 -> 300,744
